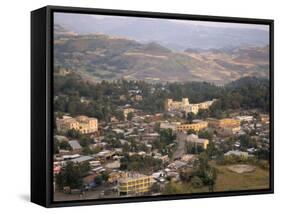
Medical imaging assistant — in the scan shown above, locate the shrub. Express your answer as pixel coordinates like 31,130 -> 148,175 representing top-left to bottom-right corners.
191,176 -> 203,188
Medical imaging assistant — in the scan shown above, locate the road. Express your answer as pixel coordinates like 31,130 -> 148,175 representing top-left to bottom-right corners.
54,185 -> 118,201
173,133 -> 186,160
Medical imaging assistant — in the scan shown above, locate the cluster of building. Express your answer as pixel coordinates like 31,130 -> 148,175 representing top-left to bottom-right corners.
177,133 -> 209,149
165,97 -> 216,114
56,115 -> 98,134
119,89 -> 143,103
207,118 -> 241,136
122,107 -> 136,120
160,118 -> 241,136
53,93 -> 270,199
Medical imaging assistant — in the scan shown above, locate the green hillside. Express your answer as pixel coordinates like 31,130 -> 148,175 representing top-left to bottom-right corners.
54,28 -> 269,84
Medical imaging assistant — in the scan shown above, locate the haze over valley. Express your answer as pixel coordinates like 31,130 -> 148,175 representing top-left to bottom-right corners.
54,13 -> 269,84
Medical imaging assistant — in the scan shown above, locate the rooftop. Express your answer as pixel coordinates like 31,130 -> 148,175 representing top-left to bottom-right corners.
224,150 -> 248,156
70,155 -> 93,163
119,173 -> 152,183
68,140 -> 82,150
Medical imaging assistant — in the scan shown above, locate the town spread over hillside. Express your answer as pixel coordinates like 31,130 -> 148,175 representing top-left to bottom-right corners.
53,13 -> 270,201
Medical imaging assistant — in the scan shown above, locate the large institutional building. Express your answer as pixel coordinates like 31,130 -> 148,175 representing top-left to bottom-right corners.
207,118 -> 241,135
118,173 -> 154,196
56,115 -> 98,134
165,97 -> 216,114
207,118 -> 240,128
177,120 -> 208,132
177,133 -> 209,149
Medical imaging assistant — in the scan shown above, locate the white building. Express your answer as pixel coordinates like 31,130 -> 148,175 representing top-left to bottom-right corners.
165,97 -> 216,114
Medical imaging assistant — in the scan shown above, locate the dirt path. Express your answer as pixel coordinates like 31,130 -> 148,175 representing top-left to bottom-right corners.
173,139 -> 186,160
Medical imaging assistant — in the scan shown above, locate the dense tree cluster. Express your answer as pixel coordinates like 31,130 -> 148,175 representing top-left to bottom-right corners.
152,129 -> 176,156
193,153 -> 217,192
54,70 -> 269,122
56,161 -> 90,190
120,154 -> 162,173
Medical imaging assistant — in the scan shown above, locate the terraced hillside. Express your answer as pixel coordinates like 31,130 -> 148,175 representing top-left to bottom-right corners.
54,26 -> 269,84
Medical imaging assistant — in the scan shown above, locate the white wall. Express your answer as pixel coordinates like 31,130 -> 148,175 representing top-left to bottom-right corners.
0,0 -> 279,212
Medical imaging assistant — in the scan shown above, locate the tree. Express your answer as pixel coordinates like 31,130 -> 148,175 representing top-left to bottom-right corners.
197,109 -> 209,119
80,162 -> 91,176
186,112 -> 196,124
54,138 -> 60,154
114,110 -> 125,121
54,74 -> 269,124
162,182 -> 186,195
160,128 -> 175,145
150,182 -> 161,193
191,176 -> 203,188
66,129 -> 81,139
154,122 -> 160,132
239,134 -> 254,150
205,167 -> 217,192
56,162 -> 83,190
187,129 -> 197,135
59,140 -> 72,150
79,135 -> 93,147
198,130 -> 213,141
179,168 -> 194,182
54,97 -> 67,113
186,143 -> 204,154
101,172 -> 109,182
120,154 -> 162,172
255,148 -> 269,160
127,112 -> 133,121
194,153 -> 217,192
82,146 -> 93,155
205,142 -> 220,159
92,145 -> 102,154
122,143 -> 130,154
94,175 -> 103,185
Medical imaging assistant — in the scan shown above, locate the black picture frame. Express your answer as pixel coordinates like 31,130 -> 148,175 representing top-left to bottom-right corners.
31,5 -> 274,208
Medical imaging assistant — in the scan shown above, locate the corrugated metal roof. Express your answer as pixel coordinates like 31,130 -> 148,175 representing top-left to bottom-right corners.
68,140 -> 82,150
71,155 -> 93,163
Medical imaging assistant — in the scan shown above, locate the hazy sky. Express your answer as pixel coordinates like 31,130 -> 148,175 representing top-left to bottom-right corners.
169,19 -> 269,31
54,12 -> 269,51
54,13 -> 269,32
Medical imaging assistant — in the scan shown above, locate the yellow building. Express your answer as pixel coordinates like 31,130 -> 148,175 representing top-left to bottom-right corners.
187,136 -> 209,149
123,108 -> 135,119
56,67 -> 71,76
177,120 -> 208,132
132,95 -> 143,101
56,115 -> 98,134
186,104 -> 200,114
207,118 -> 241,136
119,95 -> 127,101
118,173 -> 154,196
260,114 -> 270,124
219,126 -> 241,135
207,118 -> 240,128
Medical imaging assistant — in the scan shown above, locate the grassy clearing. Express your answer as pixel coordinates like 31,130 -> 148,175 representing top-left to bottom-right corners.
213,164 -> 269,191
163,163 -> 269,195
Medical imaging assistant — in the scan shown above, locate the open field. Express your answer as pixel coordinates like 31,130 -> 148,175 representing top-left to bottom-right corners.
164,163 -> 269,195
213,164 -> 269,191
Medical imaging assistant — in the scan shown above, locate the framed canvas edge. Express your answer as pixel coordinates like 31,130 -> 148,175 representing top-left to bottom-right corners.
35,5 -> 274,208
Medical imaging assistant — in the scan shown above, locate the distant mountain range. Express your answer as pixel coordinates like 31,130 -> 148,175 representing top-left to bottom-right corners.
54,13 -> 269,51
54,24 -> 269,84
